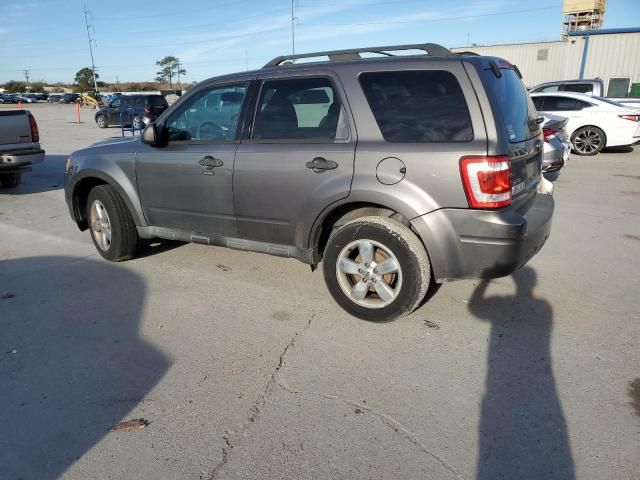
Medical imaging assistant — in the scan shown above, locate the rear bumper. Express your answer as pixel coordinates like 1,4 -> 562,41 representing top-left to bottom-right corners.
0,148 -> 45,169
411,180 -> 554,282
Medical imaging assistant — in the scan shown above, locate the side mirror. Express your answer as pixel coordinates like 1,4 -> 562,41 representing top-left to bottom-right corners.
141,124 -> 158,146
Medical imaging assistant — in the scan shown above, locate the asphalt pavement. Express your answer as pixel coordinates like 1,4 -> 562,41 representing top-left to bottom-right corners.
1,103 -> 639,480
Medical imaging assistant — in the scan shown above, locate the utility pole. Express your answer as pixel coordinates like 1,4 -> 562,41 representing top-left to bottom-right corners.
291,0 -> 296,58
116,75 -> 120,92
83,5 -> 99,93
22,69 -> 30,91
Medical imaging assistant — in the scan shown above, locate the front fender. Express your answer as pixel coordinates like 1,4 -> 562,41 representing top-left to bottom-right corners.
68,152 -> 146,227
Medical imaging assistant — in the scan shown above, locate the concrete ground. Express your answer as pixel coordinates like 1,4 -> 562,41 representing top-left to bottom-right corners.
1,103 -> 639,480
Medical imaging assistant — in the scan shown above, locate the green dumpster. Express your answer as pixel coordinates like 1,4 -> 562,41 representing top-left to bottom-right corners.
630,83 -> 640,98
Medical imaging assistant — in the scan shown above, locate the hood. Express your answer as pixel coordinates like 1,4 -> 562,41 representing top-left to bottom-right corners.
71,136 -> 140,159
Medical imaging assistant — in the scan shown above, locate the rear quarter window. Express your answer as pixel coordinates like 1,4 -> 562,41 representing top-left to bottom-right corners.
359,70 -> 473,143
480,66 -> 539,143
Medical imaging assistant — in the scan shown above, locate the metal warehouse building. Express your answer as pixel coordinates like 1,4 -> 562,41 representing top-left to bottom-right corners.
451,27 -> 640,95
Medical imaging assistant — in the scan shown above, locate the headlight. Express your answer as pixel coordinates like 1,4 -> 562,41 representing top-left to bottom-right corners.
65,157 -> 72,173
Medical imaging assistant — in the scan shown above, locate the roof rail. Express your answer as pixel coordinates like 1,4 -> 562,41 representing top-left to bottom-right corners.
264,43 -> 453,68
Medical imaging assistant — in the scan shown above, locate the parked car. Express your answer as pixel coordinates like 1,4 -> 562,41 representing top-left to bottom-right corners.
60,93 -> 81,104
0,110 -> 45,188
531,92 -> 640,155
94,94 -> 168,129
64,43 -> 554,321
47,94 -> 62,103
541,114 -> 571,172
15,95 -> 34,103
530,78 -> 640,108
1,94 -> 18,103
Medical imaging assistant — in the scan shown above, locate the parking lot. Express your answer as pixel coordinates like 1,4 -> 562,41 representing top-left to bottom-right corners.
1,103 -> 639,479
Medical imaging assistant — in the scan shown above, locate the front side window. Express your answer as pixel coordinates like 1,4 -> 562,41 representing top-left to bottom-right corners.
359,70 -> 473,142
535,85 -> 560,93
252,77 -> 348,141
166,84 -> 247,142
110,98 -> 121,108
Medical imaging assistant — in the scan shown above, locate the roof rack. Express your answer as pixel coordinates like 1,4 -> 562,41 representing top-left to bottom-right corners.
264,43 -> 454,68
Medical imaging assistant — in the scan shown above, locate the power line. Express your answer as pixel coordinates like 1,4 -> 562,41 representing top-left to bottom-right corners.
300,4 -> 562,26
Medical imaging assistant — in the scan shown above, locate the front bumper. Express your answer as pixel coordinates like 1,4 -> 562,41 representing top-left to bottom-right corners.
411,180 -> 554,282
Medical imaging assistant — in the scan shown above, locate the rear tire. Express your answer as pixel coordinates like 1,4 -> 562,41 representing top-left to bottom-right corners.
322,216 -> 431,322
571,126 -> 605,156
0,173 -> 21,188
87,185 -> 139,262
96,114 -> 109,128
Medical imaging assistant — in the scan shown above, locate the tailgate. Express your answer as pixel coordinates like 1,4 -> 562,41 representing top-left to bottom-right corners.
0,110 -> 32,146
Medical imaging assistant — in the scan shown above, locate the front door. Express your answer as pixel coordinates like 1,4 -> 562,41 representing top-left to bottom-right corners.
136,83 -> 249,236
234,75 -> 355,247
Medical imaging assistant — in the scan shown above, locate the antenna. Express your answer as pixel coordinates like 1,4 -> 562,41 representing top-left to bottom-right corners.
22,69 -> 31,91
83,5 -> 99,93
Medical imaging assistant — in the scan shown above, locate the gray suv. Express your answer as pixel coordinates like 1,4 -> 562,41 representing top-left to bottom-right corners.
64,43 -> 554,321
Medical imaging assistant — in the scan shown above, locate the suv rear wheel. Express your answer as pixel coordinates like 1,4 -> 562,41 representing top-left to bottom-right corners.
87,185 -> 139,261
323,216 -> 430,322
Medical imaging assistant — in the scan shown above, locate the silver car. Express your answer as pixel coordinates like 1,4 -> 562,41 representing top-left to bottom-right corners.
542,114 -> 571,173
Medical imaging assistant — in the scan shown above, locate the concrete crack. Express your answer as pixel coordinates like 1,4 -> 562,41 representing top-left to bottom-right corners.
274,377 -> 462,480
210,311 -> 316,478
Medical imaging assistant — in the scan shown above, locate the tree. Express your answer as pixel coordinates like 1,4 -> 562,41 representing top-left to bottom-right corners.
3,80 -> 27,93
155,56 -> 186,89
29,81 -> 47,93
74,67 -> 98,92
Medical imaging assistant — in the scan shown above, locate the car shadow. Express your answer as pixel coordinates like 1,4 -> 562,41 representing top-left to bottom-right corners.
0,256 -> 171,479
468,266 -> 575,480
1,154 -> 66,195
602,145 -> 634,154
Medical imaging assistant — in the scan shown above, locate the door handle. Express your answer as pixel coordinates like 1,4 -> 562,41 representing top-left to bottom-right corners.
199,156 -> 224,169
305,157 -> 338,173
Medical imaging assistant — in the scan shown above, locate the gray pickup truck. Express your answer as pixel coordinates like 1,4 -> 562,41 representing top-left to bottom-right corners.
0,110 -> 45,188
530,78 -> 640,107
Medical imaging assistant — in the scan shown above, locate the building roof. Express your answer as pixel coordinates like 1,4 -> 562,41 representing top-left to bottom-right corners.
568,27 -> 640,36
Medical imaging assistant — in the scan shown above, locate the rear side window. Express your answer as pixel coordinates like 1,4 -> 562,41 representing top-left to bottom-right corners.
540,96 -> 592,111
148,95 -> 167,107
252,77 -> 349,142
562,83 -> 593,94
359,70 -> 473,142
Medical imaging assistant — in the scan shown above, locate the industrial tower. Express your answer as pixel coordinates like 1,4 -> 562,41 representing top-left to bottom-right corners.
562,0 -> 607,37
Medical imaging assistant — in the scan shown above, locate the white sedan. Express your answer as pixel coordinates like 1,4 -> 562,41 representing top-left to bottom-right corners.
531,92 -> 640,155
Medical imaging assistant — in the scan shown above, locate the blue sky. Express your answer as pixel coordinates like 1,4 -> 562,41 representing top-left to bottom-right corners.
1,0 -> 639,84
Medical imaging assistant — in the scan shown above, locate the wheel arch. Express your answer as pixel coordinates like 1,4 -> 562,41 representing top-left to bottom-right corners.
309,200 -> 420,260
71,170 -> 145,230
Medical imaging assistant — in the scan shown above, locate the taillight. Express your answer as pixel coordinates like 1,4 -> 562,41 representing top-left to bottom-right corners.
618,114 -> 640,122
460,156 -> 512,209
542,128 -> 554,143
27,114 -> 39,142
144,106 -> 152,115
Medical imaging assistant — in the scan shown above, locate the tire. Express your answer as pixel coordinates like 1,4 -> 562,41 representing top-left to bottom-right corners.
0,173 -> 21,188
86,185 -> 139,262
96,114 -> 109,128
571,126 -> 605,156
322,216 -> 431,322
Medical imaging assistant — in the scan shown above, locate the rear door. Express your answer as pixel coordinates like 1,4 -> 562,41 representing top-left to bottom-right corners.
233,73 -> 355,247
477,59 -> 543,207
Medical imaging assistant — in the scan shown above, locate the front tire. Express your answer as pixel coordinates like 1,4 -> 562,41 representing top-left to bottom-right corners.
322,216 -> 431,322
87,185 -> 139,262
96,114 -> 109,128
0,173 -> 21,188
571,126 -> 605,156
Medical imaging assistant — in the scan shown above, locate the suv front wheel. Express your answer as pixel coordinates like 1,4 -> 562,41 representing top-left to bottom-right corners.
323,216 -> 431,322
87,185 -> 140,261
